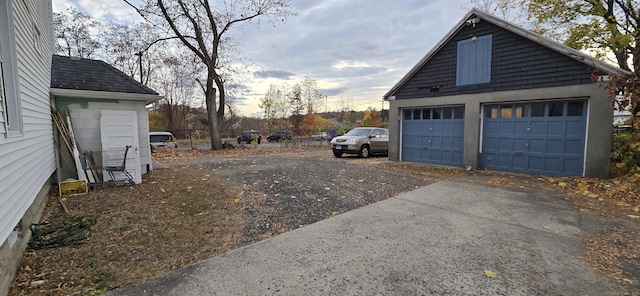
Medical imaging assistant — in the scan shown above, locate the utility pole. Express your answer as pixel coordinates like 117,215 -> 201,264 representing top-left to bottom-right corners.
134,51 -> 143,84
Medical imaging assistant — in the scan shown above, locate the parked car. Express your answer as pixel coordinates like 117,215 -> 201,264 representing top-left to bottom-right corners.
237,130 -> 262,144
311,132 -> 329,141
267,130 -> 292,142
149,131 -> 178,151
330,127 -> 389,158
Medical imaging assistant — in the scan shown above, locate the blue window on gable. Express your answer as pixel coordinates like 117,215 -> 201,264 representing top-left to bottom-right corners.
456,34 -> 492,86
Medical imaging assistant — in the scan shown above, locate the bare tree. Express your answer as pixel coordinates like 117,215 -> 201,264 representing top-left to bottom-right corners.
300,77 -> 326,113
125,0 -> 294,150
53,7 -> 102,58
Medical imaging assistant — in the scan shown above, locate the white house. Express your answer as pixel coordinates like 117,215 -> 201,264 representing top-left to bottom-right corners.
0,0 -> 56,294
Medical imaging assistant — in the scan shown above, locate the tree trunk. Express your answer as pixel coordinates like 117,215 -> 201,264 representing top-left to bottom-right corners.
214,75 -> 225,127
206,75 -> 223,150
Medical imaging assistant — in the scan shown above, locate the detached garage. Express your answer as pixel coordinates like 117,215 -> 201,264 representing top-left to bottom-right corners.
383,8 -> 630,178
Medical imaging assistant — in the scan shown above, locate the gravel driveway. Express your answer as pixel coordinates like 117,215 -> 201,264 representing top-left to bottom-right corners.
197,148 -> 457,244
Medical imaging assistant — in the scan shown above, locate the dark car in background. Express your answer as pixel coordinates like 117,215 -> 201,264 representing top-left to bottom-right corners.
330,127 -> 389,158
266,130 -> 292,142
237,130 -> 262,144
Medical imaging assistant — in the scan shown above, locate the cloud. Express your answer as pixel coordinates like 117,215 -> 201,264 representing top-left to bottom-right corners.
228,96 -> 251,106
52,0 -> 473,117
319,87 -> 347,97
253,70 -> 297,80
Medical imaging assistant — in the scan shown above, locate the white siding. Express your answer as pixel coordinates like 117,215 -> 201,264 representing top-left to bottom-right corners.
67,100 -> 152,175
0,0 -> 55,244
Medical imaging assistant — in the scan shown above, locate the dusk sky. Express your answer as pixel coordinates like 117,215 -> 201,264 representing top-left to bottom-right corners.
51,0 -> 478,117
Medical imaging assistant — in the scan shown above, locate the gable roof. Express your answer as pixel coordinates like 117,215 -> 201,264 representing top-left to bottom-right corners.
51,55 -> 159,95
383,8 -> 631,100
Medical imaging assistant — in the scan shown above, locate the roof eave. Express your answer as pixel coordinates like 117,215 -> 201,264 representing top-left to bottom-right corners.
50,88 -> 162,104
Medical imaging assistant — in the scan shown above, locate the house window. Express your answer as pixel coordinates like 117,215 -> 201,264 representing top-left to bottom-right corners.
499,105 -> 512,118
0,0 -> 22,134
456,34 -> 492,86
422,109 -> 431,120
453,106 -> 464,119
404,109 -> 412,120
567,101 -> 584,116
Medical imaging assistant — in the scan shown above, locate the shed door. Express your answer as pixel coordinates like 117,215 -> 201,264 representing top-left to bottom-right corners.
100,110 -> 141,183
401,106 -> 464,166
480,100 -> 587,176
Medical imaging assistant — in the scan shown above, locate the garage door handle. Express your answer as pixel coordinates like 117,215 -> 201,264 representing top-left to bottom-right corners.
515,152 -> 524,154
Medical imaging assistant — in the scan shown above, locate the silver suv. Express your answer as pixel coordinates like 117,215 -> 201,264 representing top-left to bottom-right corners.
330,127 -> 389,158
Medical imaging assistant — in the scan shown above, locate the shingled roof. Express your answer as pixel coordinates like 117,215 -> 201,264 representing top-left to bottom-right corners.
51,55 -> 159,95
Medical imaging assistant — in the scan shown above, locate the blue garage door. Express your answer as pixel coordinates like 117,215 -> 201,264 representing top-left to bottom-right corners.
481,100 -> 587,176
402,106 -> 465,166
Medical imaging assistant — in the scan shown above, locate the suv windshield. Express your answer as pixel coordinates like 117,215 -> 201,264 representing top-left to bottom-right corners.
345,128 -> 372,137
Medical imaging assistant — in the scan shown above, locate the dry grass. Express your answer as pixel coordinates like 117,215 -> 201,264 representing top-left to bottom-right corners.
10,160 -> 243,295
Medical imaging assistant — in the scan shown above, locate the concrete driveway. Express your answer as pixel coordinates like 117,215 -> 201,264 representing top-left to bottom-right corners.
105,175 -> 632,295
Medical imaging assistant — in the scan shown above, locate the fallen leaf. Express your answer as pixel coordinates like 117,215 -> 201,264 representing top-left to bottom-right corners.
558,182 -> 567,187
332,211 -> 338,216
628,215 -> 640,219
234,198 -> 240,204
483,270 -> 497,278
617,202 -> 631,207
160,187 -> 166,193
632,207 -> 639,213
577,182 -> 589,192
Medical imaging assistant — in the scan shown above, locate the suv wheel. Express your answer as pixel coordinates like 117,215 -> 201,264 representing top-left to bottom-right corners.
358,145 -> 370,158
333,150 -> 343,158
237,138 -> 241,144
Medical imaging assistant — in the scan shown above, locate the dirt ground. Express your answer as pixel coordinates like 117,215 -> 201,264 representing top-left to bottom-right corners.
8,146 -> 640,295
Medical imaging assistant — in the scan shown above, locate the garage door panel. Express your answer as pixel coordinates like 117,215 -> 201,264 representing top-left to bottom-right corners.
497,154 -> 511,168
429,136 -> 441,147
530,121 -> 546,135
545,157 -> 562,172
499,121 -> 513,134
481,101 -> 586,176
514,122 -> 529,134
402,107 -> 464,166
441,136 -> 453,148
512,155 -> 527,169
565,158 -> 582,173
546,139 -> 564,154
529,139 -> 545,153
498,138 -> 513,151
513,138 -> 527,152
566,121 -> 584,136
528,156 -> 544,171
442,122 -> 454,133
547,121 -> 566,135
484,137 -> 497,150
565,139 -> 582,155
434,123 -> 444,133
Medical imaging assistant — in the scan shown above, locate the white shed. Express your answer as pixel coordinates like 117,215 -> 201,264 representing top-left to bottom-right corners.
50,55 -> 161,183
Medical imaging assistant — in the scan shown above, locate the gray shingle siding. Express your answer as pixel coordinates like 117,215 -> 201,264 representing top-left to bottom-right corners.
393,21 -> 595,100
